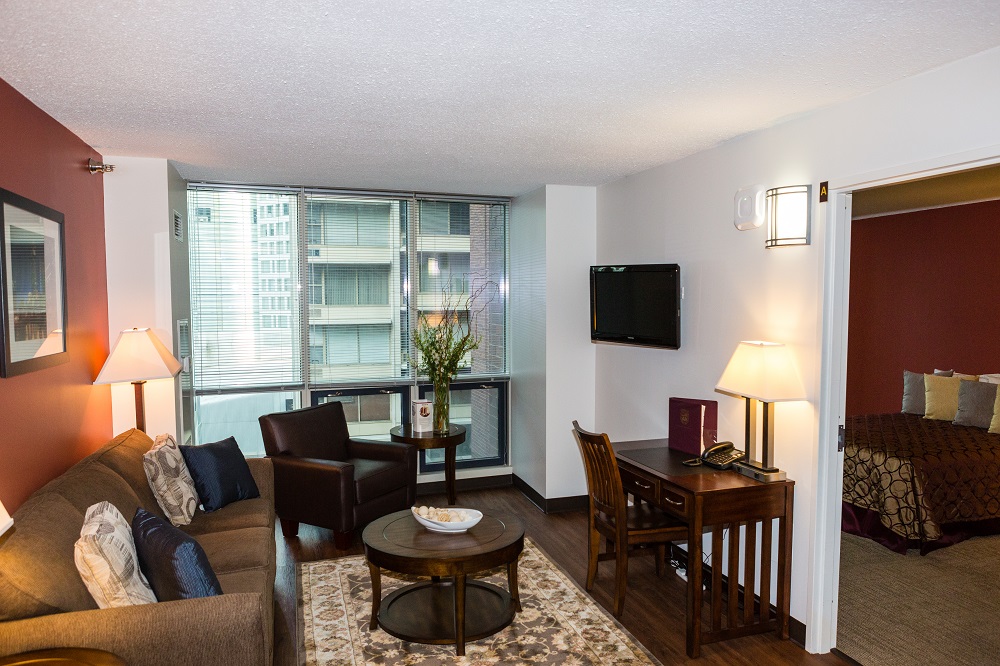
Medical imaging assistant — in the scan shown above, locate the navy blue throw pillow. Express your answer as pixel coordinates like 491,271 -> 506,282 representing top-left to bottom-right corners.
132,508 -> 222,602
180,436 -> 260,512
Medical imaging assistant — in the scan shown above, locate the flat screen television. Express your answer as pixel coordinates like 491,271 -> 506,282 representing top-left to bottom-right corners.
590,263 -> 680,349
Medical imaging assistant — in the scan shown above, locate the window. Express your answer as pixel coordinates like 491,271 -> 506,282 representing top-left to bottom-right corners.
188,185 -> 508,468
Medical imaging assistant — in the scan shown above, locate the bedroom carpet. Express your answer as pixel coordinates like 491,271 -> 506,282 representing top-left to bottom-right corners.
297,538 -> 660,665
837,531 -> 1000,666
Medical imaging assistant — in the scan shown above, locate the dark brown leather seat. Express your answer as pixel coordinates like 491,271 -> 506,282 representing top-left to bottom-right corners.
259,401 -> 417,549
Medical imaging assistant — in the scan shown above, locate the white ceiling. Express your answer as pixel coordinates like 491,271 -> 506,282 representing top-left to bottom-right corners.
1,1 -> 998,197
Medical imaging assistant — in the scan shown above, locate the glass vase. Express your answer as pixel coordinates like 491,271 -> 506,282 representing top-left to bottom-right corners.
433,382 -> 450,433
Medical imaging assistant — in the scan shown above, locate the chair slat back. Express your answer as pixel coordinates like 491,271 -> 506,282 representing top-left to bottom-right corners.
572,421 -> 626,525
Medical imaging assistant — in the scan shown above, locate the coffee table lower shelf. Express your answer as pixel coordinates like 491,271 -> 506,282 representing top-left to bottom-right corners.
377,579 -> 516,646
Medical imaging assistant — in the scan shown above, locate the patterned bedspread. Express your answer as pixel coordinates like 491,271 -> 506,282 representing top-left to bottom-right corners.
843,413 -> 1000,549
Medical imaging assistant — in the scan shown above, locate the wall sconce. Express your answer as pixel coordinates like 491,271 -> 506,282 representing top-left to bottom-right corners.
765,185 -> 811,247
88,158 -> 115,174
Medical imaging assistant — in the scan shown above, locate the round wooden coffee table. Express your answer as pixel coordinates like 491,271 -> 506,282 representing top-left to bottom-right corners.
362,509 -> 524,656
389,424 -> 466,505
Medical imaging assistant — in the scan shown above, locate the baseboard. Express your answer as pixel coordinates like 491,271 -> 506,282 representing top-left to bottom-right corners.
415,473 -> 513,497
512,475 -> 588,513
667,543 -> 806,646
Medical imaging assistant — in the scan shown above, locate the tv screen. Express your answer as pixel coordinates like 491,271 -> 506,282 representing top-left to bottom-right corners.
590,264 -> 680,349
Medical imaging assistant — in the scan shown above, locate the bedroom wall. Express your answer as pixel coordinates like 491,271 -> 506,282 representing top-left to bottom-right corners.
846,199 -> 1000,416
0,78 -> 112,511
595,45 -> 1000,650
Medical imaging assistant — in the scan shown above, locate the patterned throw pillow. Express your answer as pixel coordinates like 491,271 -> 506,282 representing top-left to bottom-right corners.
143,433 -> 199,526
74,501 -> 157,608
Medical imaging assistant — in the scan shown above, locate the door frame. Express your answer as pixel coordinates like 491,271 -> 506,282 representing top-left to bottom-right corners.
808,143 -> 1000,653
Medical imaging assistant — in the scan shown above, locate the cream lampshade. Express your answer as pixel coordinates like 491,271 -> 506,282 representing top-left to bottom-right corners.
716,341 -> 806,480
0,498 -> 12,537
95,328 -> 182,432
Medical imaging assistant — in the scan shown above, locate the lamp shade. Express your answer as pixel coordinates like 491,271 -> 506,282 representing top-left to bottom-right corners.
95,328 -> 181,384
0,498 -> 12,537
715,341 -> 806,402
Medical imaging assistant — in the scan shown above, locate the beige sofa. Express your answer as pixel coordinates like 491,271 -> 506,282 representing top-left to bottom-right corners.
0,429 -> 276,665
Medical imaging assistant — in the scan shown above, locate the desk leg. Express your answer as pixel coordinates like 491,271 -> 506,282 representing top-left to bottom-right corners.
445,445 -> 457,505
777,485 -> 794,639
367,561 -> 381,631
686,499 -> 704,659
454,573 -> 467,656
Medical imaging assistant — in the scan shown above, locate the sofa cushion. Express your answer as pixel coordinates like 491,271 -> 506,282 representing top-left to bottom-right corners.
143,433 -> 199,526
348,457 -> 409,504
181,437 -> 260,512
193,527 -> 276,575
132,508 -> 223,602
91,429 -> 167,520
181,497 -> 274,535
0,494 -> 94,620
74,501 -> 157,608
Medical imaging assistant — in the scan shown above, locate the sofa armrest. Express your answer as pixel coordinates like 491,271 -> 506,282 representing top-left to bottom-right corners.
348,438 -> 414,462
245,456 -> 274,505
0,593 -> 269,666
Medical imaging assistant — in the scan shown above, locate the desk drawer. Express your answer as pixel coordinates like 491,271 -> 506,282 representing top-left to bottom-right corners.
658,485 -> 689,519
620,466 -> 659,503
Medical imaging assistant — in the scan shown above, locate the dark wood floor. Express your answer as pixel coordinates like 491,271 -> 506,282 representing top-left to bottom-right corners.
272,486 -> 847,665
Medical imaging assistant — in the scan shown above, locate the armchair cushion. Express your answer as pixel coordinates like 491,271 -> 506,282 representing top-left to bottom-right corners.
349,458 -> 411,504
258,401 -> 350,460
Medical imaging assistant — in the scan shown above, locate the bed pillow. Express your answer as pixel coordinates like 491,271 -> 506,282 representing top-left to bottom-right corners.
953,380 -> 998,429
979,374 -> 1000,384
902,369 -> 952,415
132,508 -> 222,602
143,433 -> 199,526
990,390 -> 1000,435
180,437 -> 259,512
924,374 -> 964,421
74,501 -> 157,608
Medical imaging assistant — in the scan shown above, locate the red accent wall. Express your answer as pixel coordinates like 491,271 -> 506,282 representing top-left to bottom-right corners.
0,78 -> 112,511
846,199 -> 1000,416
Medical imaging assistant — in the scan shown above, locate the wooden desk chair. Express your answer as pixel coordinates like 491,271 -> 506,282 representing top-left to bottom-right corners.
572,420 -> 688,617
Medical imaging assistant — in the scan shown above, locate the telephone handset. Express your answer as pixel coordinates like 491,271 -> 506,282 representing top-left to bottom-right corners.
683,441 -> 746,470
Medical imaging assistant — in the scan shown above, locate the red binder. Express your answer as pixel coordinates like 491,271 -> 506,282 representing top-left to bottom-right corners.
668,398 -> 719,455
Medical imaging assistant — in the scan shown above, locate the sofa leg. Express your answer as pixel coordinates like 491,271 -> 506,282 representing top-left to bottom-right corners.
334,530 -> 352,550
279,519 -> 299,538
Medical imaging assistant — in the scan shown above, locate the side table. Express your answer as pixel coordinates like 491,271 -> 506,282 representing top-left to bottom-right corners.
389,424 -> 466,505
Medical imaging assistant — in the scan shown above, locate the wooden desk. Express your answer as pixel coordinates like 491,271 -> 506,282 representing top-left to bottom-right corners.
390,424 -> 467,505
615,439 -> 793,658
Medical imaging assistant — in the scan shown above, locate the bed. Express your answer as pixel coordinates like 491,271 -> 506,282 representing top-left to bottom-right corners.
842,412 -> 1000,553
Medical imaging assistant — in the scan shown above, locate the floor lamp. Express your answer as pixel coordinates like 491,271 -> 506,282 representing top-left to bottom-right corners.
715,341 -> 806,482
95,328 -> 182,432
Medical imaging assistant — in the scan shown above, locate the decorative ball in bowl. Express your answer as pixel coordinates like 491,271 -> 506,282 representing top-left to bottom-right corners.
411,506 -> 483,533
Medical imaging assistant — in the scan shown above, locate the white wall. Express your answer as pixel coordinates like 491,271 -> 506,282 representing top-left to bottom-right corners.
510,185 -> 596,499
103,156 -> 180,437
595,45 -> 1000,646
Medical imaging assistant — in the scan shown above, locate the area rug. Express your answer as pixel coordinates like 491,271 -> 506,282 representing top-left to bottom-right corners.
298,538 -> 660,665
837,531 -> 1000,666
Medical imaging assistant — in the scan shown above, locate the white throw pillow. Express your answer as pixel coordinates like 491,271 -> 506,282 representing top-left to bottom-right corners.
143,433 -> 199,526
979,374 -> 1000,384
74,501 -> 157,608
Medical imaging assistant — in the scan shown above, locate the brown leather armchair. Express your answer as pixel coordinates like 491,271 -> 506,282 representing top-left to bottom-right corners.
259,401 -> 417,549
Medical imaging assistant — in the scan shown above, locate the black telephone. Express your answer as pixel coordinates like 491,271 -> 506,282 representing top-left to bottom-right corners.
683,441 -> 746,470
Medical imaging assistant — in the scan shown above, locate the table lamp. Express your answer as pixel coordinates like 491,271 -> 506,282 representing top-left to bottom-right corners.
715,341 -> 806,482
0,498 -> 12,539
95,328 -> 182,432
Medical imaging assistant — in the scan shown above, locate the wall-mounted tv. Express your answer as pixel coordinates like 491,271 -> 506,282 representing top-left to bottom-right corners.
590,263 -> 680,349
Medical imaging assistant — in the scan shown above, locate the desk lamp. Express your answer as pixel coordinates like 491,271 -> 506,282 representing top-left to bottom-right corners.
715,341 -> 806,482
95,328 -> 182,432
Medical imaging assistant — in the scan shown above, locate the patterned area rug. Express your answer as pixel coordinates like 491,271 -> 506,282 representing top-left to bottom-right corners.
298,538 -> 660,665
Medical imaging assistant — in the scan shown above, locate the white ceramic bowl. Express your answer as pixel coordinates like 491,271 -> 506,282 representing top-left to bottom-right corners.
411,507 -> 483,533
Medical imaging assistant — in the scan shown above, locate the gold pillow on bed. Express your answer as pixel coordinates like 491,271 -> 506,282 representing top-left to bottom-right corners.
990,390 -> 1000,434
924,373 -> 963,420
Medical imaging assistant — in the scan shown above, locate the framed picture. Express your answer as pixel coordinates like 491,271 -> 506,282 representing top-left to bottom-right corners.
0,187 -> 68,377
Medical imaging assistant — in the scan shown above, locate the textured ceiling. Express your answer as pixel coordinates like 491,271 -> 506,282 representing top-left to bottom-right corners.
1,1 -> 998,196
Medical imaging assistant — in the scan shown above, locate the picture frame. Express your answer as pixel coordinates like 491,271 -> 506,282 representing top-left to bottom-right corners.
0,187 -> 68,377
